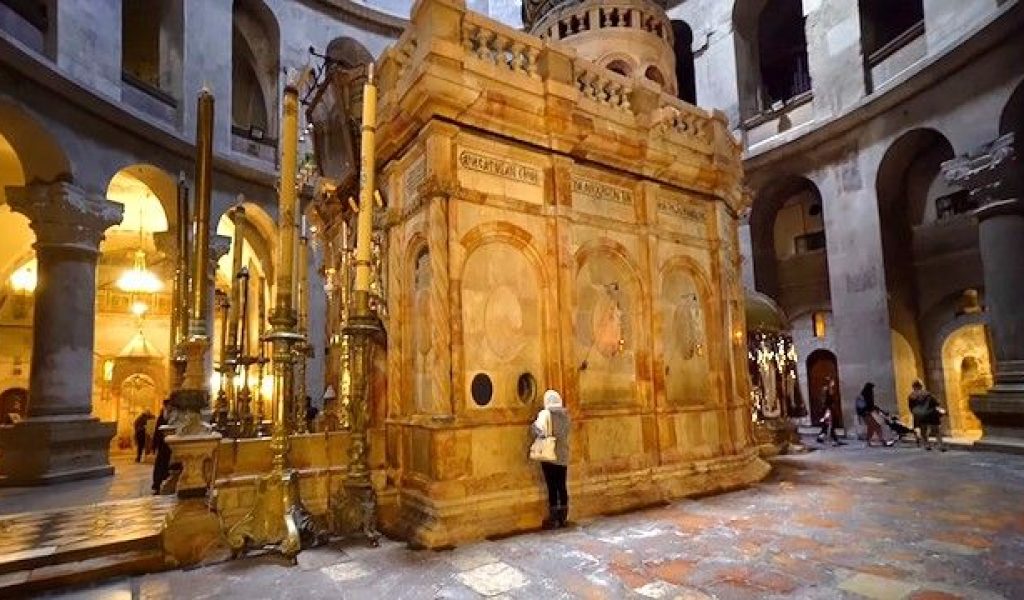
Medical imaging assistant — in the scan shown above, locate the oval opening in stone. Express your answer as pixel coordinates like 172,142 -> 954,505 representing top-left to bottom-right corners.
516,372 -> 537,404
470,372 -> 493,406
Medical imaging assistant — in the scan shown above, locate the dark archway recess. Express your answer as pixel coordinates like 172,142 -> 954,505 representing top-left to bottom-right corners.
876,129 -> 956,386
672,20 -> 696,104
806,349 -> 841,428
1000,80 -> 1024,140
757,0 -> 810,107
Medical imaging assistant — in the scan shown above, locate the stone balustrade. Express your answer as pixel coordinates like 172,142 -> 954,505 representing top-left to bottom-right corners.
573,61 -> 633,112
533,0 -> 673,47
462,13 -> 541,78
652,97 -> 713,145
374,0 -> 736,195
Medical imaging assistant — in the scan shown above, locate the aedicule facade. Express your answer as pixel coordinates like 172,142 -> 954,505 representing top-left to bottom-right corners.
316,0 -> 768,547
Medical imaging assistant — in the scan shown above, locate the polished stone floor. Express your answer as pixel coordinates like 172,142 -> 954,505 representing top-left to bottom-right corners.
0,453 -> 153,516
47,443 -> 1024,600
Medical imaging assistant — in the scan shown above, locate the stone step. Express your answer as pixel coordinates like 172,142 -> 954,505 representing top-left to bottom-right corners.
0,495 -> 176,591
0,548 -> 167,597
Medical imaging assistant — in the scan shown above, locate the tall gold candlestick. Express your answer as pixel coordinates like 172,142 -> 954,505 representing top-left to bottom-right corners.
190,89 -> 214,339
333,62 -> 381,545
228,71 -> 308,559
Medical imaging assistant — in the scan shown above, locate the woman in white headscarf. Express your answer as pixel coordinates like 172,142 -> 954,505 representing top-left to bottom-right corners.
531,389 -> 571,528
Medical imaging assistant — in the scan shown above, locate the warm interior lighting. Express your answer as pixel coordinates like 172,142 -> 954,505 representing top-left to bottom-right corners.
117,249 -> 163,294
103,359 -> 115,382
210,371 -> 222,391
9,261 -> 37,293
813,311 -> 827,338
130,301 -> 149,316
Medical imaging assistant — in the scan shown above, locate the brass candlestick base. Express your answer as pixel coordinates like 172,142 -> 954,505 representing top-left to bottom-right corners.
226,326 -> 325,559
330,312 -> 382,546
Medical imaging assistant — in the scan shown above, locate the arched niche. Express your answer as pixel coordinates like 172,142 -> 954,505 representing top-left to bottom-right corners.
460,239 -> 545,411
659,261 -> 712,406
733,0 -> 810,119
574,242 -> 642,408
940,324 -> 988,438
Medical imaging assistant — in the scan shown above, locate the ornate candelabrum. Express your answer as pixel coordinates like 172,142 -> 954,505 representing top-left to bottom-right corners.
331,63 -> 382,545
235,266 -> 257,437
226,71 -> 324,559
214,289 -> 232,431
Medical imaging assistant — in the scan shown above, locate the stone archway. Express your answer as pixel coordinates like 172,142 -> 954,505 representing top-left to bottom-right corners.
941,324 -> 988,438
806,348 -> 841,429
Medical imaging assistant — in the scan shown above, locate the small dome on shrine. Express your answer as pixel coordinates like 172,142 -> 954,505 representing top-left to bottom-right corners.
744,289 -> 790,333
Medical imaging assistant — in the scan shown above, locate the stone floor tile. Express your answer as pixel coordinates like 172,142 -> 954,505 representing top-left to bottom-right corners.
455,561 -> 529,597
838,573 -> 920,600
320,560 -> 372,583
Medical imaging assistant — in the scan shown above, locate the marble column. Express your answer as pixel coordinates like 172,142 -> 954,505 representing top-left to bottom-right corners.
943,133 -> 1024,453
0,182 -> 123,485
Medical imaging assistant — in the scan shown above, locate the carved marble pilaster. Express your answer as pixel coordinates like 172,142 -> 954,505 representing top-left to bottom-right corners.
0,182 -> 123,485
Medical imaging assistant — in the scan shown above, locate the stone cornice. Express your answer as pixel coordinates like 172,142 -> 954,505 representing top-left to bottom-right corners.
297,0 -> 409,35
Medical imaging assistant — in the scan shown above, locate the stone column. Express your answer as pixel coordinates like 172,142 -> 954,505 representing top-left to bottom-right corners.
943,133 -> 1024,453
0,181 -> 123,485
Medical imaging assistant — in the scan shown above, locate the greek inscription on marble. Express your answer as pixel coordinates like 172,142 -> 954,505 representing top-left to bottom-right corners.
657,197 -> 705,223
404,157 -> 427,198
458,150 -> 540,186
572,177 -> 633,205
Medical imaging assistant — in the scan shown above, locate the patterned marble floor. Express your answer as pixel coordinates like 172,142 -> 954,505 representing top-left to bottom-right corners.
46,442 -> 1024,600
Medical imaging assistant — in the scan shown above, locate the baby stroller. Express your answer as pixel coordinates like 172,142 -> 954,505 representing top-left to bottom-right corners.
877,409 -> 919,445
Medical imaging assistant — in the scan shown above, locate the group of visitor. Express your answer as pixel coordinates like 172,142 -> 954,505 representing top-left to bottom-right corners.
816,378 -> 947,451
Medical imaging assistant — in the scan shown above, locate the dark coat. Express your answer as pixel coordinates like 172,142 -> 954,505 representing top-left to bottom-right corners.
909,390 -> 941,426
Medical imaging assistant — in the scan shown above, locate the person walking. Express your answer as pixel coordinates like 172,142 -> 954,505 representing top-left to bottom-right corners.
855,383 -> 893,447
909,380 -> 947,451
531,389 -> 571,529
132,410 -> 153,462
152,398 -> 173,494
816,378 -> 842,446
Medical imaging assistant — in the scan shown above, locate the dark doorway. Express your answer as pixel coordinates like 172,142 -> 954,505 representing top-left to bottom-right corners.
806,349 -> 842,429
0,387 -> 28,424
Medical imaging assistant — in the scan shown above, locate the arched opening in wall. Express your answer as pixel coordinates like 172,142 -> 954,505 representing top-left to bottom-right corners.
605,59 -> 632,78
0,0 -> 54,56
877,129 -> 960,406
749,176 -> 831,321
121,0 -> 184,107
806,349 -> 841,429
644,65 -> 666,90
1000,79 -> 1024,142
97,166 -> 175,440
858,0 -> 925,93
940,324 -> 989,438
0,387 -> 28,424
0,108 -> 58,422
215,202 -> 273,419
756,0 -> 810,110
232,0 -> 280,161
671,20 -> 696,104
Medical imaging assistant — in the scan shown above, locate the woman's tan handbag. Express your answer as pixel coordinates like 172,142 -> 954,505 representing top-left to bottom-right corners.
529,410 -> 557,462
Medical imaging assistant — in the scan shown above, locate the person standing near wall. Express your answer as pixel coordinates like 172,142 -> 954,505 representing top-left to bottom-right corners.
530,389 -> 571,529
